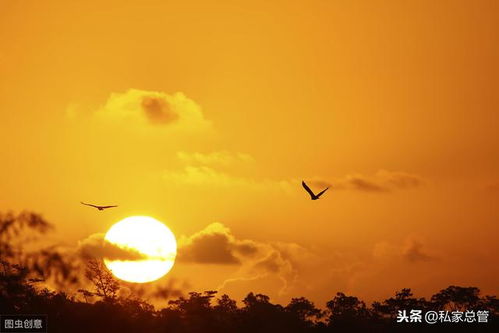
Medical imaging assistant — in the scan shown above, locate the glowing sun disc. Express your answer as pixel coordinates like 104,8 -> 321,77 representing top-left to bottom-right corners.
104,216 -> 177,283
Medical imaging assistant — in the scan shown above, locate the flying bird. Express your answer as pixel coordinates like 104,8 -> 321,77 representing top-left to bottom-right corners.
301,181 -> 329,200
80,202 -> 118,211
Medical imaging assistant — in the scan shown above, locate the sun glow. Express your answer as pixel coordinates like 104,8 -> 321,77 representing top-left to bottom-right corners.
104,216 -> 177,283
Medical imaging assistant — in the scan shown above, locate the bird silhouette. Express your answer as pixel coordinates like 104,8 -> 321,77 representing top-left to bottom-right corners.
301,181 -> 329,200
81,202 -> 118,211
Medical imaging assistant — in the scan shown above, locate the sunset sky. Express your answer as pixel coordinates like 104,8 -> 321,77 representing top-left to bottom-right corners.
1,0 -> 498,305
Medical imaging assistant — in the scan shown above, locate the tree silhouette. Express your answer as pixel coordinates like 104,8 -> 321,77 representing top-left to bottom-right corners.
287,297 -> 322,321
372,288 -> 429,320
431,285 -> 481,311
0,211 -> 79,287
325,292 -> 375,331
326,292 -> 369,319
83,259 -> 120,301
214,294 -> 238,313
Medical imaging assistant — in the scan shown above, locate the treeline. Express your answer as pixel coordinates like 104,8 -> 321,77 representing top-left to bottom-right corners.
1,211 -> 497,332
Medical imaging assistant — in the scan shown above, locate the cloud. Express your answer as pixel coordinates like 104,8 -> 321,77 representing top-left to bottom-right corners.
403,240 -> 433,263
379,170 -> 424,189
253,251 -> 284,273
94,89 -> 211,132
177,223 -> 316,296
141,96 -> 179,125
164,151 -> 294,195
176,151 -> 254,167
164,166 -> 248,187
219,240 -> 326,297
78,233 -> 148,261
348,177 -> 388,192
177,223 -> 259,265
175,225 -> 440,303
162,166 -> 294,194
372,238 -> 434,263
340,239 -> 441,301
310,170 -> 424,193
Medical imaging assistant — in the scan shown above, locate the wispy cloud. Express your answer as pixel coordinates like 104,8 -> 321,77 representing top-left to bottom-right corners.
310,170 -> 425,193
162,166 -> 294,194
372,238 -> 435,263
176,151 -> 254,167
403,240 -> 434,263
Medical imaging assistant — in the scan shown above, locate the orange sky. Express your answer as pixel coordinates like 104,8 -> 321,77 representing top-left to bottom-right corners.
0,0 -> 498,305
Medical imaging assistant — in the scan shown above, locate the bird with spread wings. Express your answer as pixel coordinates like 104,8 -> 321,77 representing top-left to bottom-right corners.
81,202 -> 118,211
301,181 -> 329,200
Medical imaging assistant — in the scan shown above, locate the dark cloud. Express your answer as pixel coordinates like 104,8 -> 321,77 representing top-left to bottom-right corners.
141,96 -> 179,125
310,170 -> 424,193
381,171 -> 424,189
309,180 -> 332,189
78,233 -> 147,261
253,252 -> 284,273
348,177 -> 388,192
234,242 -> 260,257
177,232 -> 240,264
403,240 -> 433,263
179,223 -> 316,296
176,223 -> 259,265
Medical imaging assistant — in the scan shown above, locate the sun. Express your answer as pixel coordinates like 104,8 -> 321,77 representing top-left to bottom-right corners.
104,216 -> 177,283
